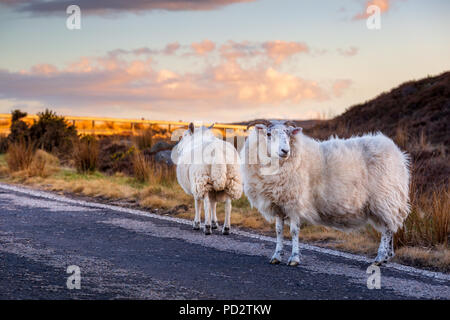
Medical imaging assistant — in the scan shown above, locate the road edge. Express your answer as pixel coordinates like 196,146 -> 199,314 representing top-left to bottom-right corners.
0,182 -> 448,282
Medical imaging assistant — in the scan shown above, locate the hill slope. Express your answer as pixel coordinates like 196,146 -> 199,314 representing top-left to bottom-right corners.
305,71 -> 450,193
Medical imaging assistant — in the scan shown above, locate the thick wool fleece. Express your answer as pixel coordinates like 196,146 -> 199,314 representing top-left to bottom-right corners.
173,128 -> 242,201
241,130 -> 410,233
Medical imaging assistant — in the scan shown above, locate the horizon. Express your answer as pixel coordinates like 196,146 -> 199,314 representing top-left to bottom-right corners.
1,0 -> 449,122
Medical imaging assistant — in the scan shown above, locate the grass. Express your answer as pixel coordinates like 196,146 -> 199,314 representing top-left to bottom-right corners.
73,136 -> 99,173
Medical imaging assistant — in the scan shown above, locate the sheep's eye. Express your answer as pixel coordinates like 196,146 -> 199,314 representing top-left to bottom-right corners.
267,132 -> 271,137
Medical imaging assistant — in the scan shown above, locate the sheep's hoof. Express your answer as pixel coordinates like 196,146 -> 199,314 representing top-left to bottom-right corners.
211,221 -> 218,230
222,227 -> 230,235
287,254 -> 300,267
269,257 -> 281,265
204,225 -> 212,235
373,254 -> 389,266
193,222 -> 200,230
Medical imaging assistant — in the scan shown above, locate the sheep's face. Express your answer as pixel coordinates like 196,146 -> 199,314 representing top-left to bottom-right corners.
255,122 -> 302,161
171,122 -> 215,165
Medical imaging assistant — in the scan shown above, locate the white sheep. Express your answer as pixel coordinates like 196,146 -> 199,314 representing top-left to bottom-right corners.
171,123 -> 243,235
241,120 -> 410,266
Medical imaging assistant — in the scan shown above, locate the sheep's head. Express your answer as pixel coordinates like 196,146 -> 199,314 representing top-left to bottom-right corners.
247,120 -> 302,161
171,122 -> 214,164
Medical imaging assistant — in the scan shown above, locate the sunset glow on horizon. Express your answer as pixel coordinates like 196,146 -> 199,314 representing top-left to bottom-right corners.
1,0 -> 449,122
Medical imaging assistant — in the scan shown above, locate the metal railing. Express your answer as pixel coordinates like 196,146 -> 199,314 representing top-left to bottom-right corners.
0,113 -> 247,136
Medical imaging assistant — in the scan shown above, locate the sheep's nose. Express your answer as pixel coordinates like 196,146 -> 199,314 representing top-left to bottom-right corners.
281,149 -> 289,155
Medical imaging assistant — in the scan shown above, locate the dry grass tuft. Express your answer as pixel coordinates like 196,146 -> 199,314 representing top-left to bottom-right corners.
73,136 -> 99,173
396,186 -> 449,248
132,152 -> 151,183
6,140 -> 35,172
133,129 -> 153,150
28,149 -> 60,178
395,246 -> 450,272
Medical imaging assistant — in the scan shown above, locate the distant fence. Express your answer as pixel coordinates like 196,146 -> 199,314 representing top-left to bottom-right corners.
0,114 -> 248,138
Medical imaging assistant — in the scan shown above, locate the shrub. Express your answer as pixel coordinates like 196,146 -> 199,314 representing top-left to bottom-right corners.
7,109 -> 30,143
6,139 -> 36,172
98,137 -> 135,175
29,109 -> 78,156
73,135 -> 99,173
0,134 -> 8,153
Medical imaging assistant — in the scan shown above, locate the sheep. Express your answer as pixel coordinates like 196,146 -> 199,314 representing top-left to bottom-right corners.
171,123 -> 243,235
240,120 -> 410,266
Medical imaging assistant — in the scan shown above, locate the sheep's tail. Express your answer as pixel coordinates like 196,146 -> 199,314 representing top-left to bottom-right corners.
211,150 -> 227,191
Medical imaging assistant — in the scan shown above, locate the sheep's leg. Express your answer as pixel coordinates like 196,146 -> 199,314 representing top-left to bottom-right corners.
270,216 -> 284,264
211,201 -> 218,230
222,198 -> 231,235
374,229 -> 394,265
204,197 -> 212,235
287,220 -> 301,266
193,198 -> 202,230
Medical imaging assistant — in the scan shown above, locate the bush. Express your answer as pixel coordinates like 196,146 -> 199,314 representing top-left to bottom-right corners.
8,109 -> 30,143
29,109 -> 78,156
73,135 -> 99,173
0,134 -> 8,153
6,139 -> 36,172
98,137 -> 135,175
6,140 -> 59,178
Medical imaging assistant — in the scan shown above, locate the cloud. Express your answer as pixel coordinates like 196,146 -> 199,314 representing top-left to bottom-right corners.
332,79 -> 352,97
0,0 -> 256,16
353,0 -> 391,20
191,40 -> 216,55
262,41 -> 309,64
219,41 -> 262,61
218,40 -> 309,63
0,41 -> 352,121
163,42 -> 180,55
337,46 -> 359,57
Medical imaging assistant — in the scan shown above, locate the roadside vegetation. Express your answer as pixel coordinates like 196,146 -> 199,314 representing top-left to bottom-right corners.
0,72 -> 449,273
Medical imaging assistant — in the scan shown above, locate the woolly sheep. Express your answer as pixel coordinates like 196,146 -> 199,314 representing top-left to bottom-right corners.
171,123 -> 243,235
240,120 -> 410,266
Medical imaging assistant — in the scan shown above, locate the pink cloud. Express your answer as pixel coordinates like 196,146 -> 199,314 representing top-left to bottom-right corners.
30,64 -> 59,75
353,0 -> 391,20
0,43 -> 352,120
191,40 -> 216,55
163,42 -> 181,55
332,79 -> 352,97
262,41 -> 309,64
219,41 -> 261,61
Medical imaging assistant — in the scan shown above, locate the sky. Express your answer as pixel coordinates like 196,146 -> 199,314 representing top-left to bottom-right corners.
0,0 -> 449,122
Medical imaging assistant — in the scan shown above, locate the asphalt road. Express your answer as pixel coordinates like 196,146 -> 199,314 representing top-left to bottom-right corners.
0,183 -> 449,300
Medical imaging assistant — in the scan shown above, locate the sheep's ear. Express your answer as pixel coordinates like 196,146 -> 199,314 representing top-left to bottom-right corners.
290,127 -> 302,135
188,122 -> 195,134
255,124 -> 266,131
